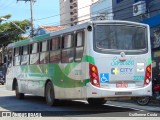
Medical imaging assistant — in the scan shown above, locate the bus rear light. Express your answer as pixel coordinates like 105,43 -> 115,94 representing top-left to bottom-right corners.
89,64 -> 100,87
93,79 -> 98,84
91,66 -> 96,72
146,73 -> 150,78
92,73 -> 97,78
144,64 -> 151,86
146,79 -> 150,84
147,67 -> 151,72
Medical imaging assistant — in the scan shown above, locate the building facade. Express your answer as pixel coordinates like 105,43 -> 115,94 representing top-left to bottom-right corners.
90,0 -> 113,20
59,0 -> 98,26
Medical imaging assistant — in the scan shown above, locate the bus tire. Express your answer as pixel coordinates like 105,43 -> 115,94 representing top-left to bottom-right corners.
136,97 -> 150,106
15,81 -> 24,99
87,98 -> 107,105
45,81 -> 58,106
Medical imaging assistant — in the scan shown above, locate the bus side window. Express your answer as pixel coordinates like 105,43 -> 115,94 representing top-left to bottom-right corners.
61,34 -> 74,63
75,31 -> 84,62
50,37 -> 61,63
40,40 -> 49,64
7,48 -> 13,67
30,43 -> 39,65
13,47 -> 20,66
21,45 -> 29,65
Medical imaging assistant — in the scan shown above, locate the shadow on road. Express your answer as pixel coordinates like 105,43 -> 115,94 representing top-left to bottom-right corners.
0,95 -> 137,116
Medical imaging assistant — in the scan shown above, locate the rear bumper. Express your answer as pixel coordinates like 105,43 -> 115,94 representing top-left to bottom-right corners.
86,82 -> 152,98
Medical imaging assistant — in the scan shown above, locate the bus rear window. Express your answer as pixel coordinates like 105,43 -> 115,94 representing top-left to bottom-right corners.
94,25 -> 147,54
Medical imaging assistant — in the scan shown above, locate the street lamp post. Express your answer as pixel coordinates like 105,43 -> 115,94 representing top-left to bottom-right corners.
0,17 -> 25,33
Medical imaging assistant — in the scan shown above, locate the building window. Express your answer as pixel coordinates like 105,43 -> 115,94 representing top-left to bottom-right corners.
134,0 -> 141,3
117,0 -> 124,3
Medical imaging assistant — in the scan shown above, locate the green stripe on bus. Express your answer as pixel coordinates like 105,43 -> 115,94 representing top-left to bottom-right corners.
82,55 -> 95,64
63,55 -> 95,75
48,64 -> 87,88
148,57 -> 152,65
63,62 -> 79,75
84,79 -> 90,85
19,64 -> 90,88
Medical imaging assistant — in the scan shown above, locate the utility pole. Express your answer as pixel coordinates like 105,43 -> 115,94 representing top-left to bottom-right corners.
17,0 -> 36,37
30,0 -> 34,37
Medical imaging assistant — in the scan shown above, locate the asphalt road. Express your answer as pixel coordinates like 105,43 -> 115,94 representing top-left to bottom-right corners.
0,85 -> 159,120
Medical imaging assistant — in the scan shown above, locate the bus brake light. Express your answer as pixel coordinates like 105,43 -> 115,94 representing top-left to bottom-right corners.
144,64 -> 151,86
89,64 -> 100,87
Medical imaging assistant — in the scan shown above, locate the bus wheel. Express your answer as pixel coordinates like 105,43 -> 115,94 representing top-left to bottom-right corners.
15,81 -> 24,99
87,98 -> 107,105
136,97 -> 150,106
45,81 -> 57,106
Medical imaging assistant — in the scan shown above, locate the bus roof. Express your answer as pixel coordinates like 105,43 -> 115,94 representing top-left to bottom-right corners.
7,20 -> 148,48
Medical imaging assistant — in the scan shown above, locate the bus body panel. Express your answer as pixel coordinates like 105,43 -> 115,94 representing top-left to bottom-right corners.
5,67 -> 13,91
93,54 -> 150,88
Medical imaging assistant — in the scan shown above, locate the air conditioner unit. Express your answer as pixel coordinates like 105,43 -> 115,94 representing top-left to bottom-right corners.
133,1 -> 146,16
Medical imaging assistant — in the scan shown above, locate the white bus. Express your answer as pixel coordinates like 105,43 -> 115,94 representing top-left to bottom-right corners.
4,20 -> 152,106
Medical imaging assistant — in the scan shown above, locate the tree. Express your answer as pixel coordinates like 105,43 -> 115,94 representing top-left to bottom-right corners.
0,14 -> 31,46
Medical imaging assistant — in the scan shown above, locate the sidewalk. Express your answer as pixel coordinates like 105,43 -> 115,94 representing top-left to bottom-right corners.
106,100 -> 160,112
149,99 -> 160,106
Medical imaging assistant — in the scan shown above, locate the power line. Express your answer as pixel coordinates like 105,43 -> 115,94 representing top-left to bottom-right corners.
33,1 -> 135,26
34,1 -> 112,23
0,0 -> 15,10
18,0 -> 159,32
17,0 -> 35,37
38,1 -> 160,27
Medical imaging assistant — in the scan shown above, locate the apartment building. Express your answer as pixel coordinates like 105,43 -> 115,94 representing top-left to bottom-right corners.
59,0 -> 99,26
90,0 -> 113,20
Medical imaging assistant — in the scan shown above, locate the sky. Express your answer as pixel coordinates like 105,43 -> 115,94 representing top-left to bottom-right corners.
0,0 -> 60,27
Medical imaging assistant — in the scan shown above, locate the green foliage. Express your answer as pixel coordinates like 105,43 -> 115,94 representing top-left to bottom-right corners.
0,14 -> 31,46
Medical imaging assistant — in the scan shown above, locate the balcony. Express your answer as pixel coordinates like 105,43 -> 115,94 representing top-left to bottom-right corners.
70,9 -> 77,16
70,0 -> 77,4
70,2 -> 77,9
70,16 -> 78,22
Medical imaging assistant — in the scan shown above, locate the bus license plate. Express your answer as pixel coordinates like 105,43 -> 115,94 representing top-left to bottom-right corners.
116,82 -> 128,88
